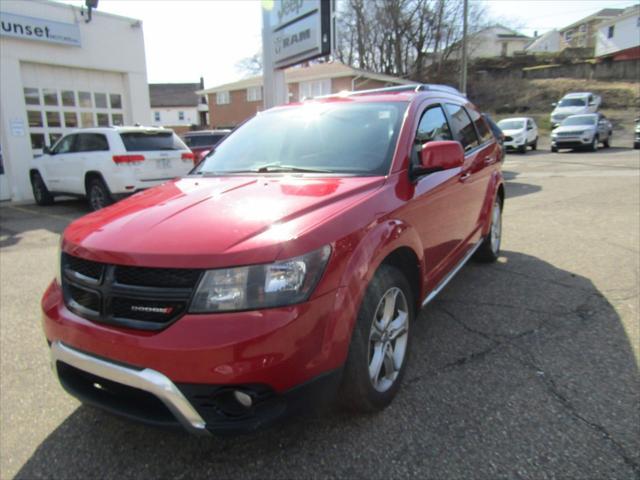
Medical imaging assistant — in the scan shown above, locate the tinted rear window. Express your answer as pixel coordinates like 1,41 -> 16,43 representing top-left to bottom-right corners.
120,131 -> 187,151
184,134 -> 226,148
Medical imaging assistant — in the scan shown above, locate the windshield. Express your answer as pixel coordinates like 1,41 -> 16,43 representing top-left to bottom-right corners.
561,116 -> 596,126
184,134 -> 226,148
120,131 -> 187,151
558,98 -> 586,107
497,120 -> 524,130
194,101 -> 408,176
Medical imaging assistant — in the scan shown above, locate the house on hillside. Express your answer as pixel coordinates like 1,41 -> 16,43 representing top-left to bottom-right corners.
595,5 -> 640,61
149,79 -> 208,133
525,30 -> 562,53
198,62 -> 414,129
450,25 -> 531,59
559,8 -> 623,51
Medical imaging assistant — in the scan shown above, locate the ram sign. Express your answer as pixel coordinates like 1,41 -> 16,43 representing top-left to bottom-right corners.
269,0 -> 332,69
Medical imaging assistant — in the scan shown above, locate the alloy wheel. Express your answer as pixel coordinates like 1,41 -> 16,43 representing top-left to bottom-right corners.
490,201 -> 502,255
368,287 -> 409,392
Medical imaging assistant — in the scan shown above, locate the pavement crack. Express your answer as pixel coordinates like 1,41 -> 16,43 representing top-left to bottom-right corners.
509,347 -> 640,478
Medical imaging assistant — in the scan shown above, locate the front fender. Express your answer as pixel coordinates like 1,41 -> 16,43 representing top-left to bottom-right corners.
319,219 -> 424,367
481,171 -> 505,237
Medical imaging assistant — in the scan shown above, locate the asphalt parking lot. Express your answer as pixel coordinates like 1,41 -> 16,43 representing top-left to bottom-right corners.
1,144 -> 639,479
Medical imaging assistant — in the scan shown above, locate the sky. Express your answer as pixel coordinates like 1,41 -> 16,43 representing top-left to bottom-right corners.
59,0 -> 638,88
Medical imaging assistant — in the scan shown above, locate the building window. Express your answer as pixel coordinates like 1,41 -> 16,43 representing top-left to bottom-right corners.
24,88 -> 39,105
97,113 -> 110,126
216,91 -> 230,105
154,111 -> 161,122
64,112 -> 78,128
564,30 -> 573,41
78,91 -> 92,108
178,111 -> 185,121
43,89 -> 58,106
30,133 -> 45,150
299,79 -> 331,99
81,112 -> 95,128
46,111 -> 61,128
246,86 -> 262,102
61,90 -> 76,107
109,93 -> 122,109
49,133 -> 62,147
27,111 -> 43,128
112,113 -> 124,126
94,93 -> 108,109
607,25 -> 615,39
579,24 -> 586,33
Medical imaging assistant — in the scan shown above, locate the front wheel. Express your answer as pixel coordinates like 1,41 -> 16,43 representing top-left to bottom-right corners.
590,136 -> 599,152
551,145 -> 558,153
603,133 -> 611,148
531,138 -> 538,151
518,144 -> 527,154
339,265 -> 413,413
30,172 -> 54,206
475,199 -> 502,263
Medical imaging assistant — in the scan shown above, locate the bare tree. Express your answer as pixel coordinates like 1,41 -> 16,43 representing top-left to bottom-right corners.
235,51 -> 262,77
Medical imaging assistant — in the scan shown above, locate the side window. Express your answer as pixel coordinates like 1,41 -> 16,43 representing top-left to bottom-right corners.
53,135 -> 76,154
465,106 -> 492,143
444,103 -> 479,151
76,134 -> 109,152
415,105 -> 453,144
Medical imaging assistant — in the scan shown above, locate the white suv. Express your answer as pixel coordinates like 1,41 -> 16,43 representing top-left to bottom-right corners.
30,126 -> 194,210
497,117 -> 538,153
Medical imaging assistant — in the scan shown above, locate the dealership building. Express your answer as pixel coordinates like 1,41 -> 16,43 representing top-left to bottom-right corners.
0,0 -> 151,202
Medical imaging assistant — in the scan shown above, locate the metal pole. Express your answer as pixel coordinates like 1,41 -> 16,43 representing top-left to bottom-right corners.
460,0 -> 468,95
262,2 -> 288,109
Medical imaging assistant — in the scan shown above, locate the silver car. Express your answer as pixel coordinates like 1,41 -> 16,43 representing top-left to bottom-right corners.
550,113 -> 612,152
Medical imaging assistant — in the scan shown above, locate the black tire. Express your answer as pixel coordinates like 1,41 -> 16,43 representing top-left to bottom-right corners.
590,135 -> 599,152
518,144 -> 527,154
603,134 -> 611,148
634,142 -> 640,150
86,177 -> 113,211
551,145 -> 558,153
531,138 -> 538,151
30,172 -> 54,206
475,198 -> 502,263
339,264 -> 414,413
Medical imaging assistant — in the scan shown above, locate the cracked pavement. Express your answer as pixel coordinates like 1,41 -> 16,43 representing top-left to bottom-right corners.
1,144 -> 639,479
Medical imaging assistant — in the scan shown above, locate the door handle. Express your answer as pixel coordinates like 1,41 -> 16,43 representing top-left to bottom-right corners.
484,156 -> 496,165
460,172 -> 471,181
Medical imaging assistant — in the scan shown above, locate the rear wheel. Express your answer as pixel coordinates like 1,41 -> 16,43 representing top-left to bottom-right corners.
30,172 -> 54,206
475,198 -> 502,263
86,177 -> 113,211
339,265 -> 413,413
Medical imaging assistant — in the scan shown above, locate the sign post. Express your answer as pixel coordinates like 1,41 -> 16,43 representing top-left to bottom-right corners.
262,0 -> 333,110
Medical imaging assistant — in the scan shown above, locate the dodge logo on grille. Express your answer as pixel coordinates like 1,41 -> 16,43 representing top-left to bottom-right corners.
130,305 -> 174,315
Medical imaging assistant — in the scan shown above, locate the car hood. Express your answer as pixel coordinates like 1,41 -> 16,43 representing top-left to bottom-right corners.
553,125 -> 595,134
63,175 -> 384,268
501,128 -> 525,137
552,106 -> 588,117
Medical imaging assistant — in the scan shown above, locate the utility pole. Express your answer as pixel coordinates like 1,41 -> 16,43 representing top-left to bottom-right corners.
460,0 -> 468,95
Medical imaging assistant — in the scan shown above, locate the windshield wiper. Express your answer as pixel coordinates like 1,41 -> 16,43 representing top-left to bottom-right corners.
253,164 -> 333,173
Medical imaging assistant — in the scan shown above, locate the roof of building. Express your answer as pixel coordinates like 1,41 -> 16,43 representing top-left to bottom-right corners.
597,4 -> 640,27
198,62 -> 415,95
524,29 -> 561,51
559,8 -> 624,32
149,83 -> 201,108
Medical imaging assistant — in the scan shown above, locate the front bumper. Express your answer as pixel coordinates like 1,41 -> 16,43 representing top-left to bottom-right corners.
503,138 -> 525,150
551,136 -> 593,149
42,281 -> 353,433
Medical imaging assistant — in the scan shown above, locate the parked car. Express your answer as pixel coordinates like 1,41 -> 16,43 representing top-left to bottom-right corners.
482,113 -> 505,161
30,127 -> 194,211
183,129 -> 231,163
550,92 -> 601,128
497,117 -> 538,154
42,84 -> 504,435
550,113 -> 612,152
634,118 -> 640,149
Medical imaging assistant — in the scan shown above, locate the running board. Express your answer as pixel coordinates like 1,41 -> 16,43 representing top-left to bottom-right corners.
421,240 -> 482,307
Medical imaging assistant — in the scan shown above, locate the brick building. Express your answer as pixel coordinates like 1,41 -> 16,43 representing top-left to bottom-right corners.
199,62 -> 414,129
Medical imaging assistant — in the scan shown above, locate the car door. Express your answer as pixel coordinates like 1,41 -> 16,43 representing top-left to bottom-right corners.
73,133 -> 110,193
597,115 -> 609,140
43,134 -> 77,192
444,103 -> 496,248
402,102 -> 469,288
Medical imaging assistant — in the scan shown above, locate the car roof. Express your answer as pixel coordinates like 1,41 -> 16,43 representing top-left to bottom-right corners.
497,117 -> 530,122
563,92 -> 592,98
184,130 -> 231,136
67,126 -> 172,134
565,113 -> 597,119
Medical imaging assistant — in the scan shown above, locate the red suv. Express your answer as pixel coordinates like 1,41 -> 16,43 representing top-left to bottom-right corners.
42,85 -> 504,435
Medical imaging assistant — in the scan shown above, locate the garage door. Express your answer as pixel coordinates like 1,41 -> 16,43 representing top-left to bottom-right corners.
20,62 -> 128,156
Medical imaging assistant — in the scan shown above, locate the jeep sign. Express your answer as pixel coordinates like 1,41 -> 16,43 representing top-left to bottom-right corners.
268,0 -> 332,69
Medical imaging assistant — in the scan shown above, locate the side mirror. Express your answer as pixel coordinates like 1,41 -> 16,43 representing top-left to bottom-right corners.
417,141 -> 464,174
551,102 -> 557,107
43,146 -> 51,155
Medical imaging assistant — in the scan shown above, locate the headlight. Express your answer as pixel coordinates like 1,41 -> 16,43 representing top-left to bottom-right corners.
190,245 -> 331,312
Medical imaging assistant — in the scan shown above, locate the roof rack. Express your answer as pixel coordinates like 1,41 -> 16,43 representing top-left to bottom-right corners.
344,83 -> 465,97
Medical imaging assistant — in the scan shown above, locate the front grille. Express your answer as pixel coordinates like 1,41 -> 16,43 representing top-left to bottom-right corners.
504,136 -> 512,142
62,253 -> 202,331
